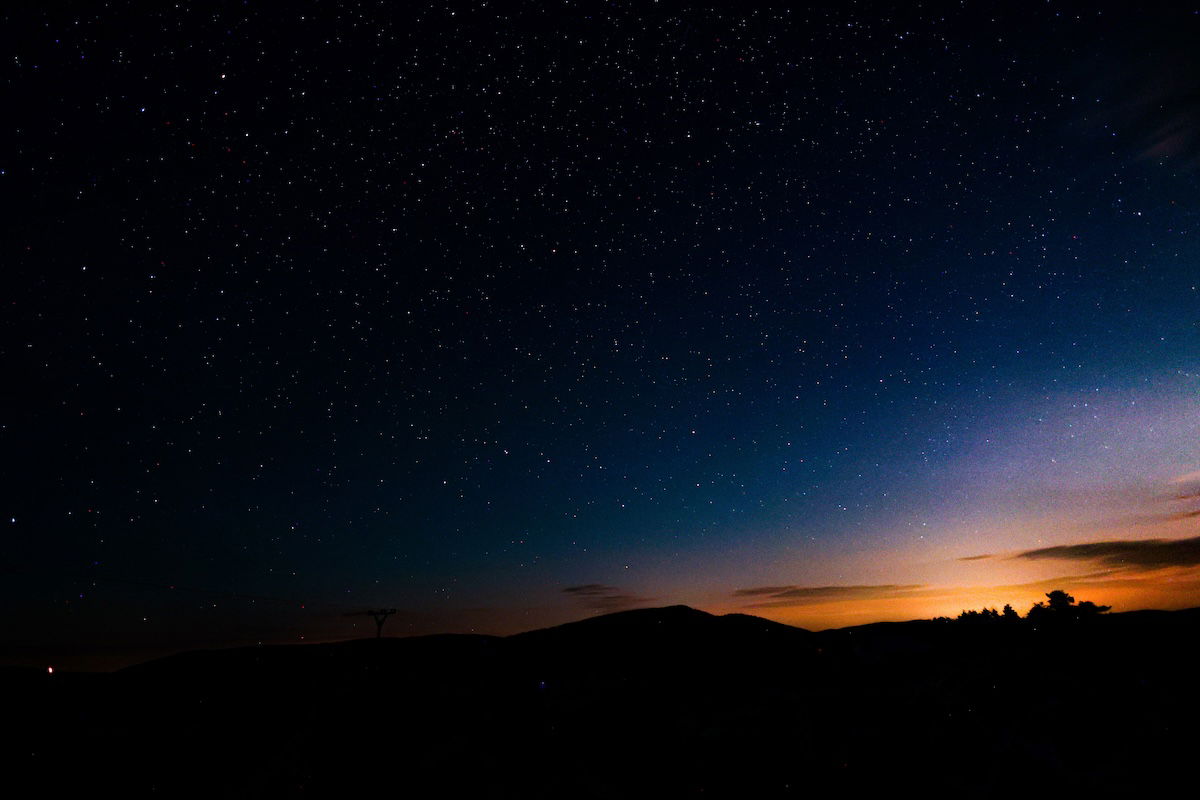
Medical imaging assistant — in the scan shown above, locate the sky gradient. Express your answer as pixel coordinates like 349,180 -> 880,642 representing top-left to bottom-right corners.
4,1 -> 1199,669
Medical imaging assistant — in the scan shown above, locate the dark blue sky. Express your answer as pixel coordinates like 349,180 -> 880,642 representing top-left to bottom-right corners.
5,1 -> 1199,666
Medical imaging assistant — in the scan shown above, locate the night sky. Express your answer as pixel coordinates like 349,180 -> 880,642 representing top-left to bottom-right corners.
5,1 -> 1200,668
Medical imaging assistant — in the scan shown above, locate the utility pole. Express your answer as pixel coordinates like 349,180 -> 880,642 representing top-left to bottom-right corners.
345,608 -> 398,638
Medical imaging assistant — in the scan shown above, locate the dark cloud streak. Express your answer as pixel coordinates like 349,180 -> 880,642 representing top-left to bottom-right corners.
562,584 -> 653,610
734,583 -> 926,608
1015,535 -> 1200,569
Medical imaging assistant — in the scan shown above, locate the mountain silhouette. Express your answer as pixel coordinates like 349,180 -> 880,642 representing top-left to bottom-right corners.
506,605 -> 818,676
7,605 -> 1200,798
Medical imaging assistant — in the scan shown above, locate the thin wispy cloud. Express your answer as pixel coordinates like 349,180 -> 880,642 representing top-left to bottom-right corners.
562,584 -> 653,610
1073,471 -> 1200,530
968,471 -> 1200,558
1169,469 -> 1200,486
1094,508 -> 1200,530
733,584 -> 927,608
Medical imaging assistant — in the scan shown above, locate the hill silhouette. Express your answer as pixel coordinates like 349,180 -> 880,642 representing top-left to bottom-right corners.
506,605 -> 818,676
7,605 -> 1200,798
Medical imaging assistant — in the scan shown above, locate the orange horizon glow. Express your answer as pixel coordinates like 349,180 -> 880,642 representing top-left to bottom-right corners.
705,570 -> 1200,631
673,460 -> 1200,630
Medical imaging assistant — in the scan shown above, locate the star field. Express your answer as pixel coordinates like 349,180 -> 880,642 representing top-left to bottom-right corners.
4,1 -> 1199,665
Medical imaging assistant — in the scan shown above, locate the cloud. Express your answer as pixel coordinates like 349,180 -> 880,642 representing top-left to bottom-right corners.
958,554 -> 993,561
562,584 -> 653,610
733,586 -> 806,597
733,583 -> 927,608
1084,476 -> 1200,529
1089,509 -> 1200,530
1014,535 -> 1200,570
1169,469 -> 1200,486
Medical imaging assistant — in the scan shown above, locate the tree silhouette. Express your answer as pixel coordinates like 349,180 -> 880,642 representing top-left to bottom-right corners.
1027,590 -> 1110,626
1076,600 -> 1111,617
955,592 -> 1110,626
956,607 -> 1002,623
1046,590 -> 1075,611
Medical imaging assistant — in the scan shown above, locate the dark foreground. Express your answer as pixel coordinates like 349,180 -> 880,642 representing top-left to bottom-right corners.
6,605 -> 1200,797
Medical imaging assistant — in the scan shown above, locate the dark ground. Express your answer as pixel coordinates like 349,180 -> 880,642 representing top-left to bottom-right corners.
6,605 -> 1200,797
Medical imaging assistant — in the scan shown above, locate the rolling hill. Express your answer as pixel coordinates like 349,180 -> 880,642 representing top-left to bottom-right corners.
7,605 -> 1200,797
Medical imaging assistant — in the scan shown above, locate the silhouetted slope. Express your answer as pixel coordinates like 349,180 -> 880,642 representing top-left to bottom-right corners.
506,604 -> 817,675
8,605 -> 1200,798
121,632 -> 502,681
